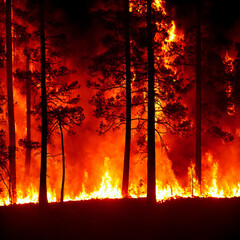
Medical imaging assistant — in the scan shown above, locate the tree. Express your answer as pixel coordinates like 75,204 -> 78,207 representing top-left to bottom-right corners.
44,75 -> 84,204
0,4 -> 12,203
146,0 -> 156,203
88,0 -> 134,197
195,0 -> 202,192
25,51 -> 32,175
0,129 -> 12,203
6,0 -> 16,203
0,86 -> 13,203
39,0 -> 48,207
122,0 -> 131,198
48,105 -> 84,203
13,7 -> 36,176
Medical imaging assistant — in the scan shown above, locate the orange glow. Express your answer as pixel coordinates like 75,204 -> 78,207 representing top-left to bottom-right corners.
154,0 -> 166,14
2,151 -> 240,205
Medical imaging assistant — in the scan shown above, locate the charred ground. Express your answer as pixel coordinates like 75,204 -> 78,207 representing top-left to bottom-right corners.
0,197 -> 240,240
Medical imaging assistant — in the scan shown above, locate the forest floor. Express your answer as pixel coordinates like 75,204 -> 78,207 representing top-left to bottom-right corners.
0,197 -> 240,240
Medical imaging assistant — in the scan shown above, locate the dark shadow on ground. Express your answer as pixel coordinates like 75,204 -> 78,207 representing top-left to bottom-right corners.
0,197 -> 240,240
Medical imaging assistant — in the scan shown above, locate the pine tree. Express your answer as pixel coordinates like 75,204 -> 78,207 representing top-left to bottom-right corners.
6,0 -> 16,203
122,0 -> 131,198
39,0 -> 48,207
13,7 -> 35,176
46,79 -> 84,203
196,0 -> 202,191
146,0 -> 156,203
48,104 -> 84,203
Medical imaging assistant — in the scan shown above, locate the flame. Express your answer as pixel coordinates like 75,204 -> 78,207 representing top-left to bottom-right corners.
154,0 -> 166,14
1,151 -> 240,206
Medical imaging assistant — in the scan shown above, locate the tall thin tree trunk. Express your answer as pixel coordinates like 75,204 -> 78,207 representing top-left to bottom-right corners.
25,54 -> 31,176
39,0 -> 48,207
147,0 -> 156,203
122,0 -> 131,198
6,0 -> 16,204
196,0 -> 202,193
59,120 -> 65,203
12,0 -> 16,67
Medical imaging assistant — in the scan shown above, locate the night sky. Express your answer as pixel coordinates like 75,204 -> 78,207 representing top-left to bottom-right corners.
50,0 -> 240,27
47,0 -> 240,44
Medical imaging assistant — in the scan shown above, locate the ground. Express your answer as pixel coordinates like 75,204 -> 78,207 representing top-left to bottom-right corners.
0,197 -> 240,240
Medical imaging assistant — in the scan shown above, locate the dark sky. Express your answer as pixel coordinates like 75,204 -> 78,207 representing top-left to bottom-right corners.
165,0 -> 240,49
47,0 -> 240,53
167,0 -> 240,31
50,0 -> 240,34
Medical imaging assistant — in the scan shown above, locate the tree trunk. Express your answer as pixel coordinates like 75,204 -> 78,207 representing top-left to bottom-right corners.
147,0 -> 156,203
59,120 -> 65,203
12,0 -> 16,67
6,0 -> 16,204
25,54 -> 31,176
39,0 -> 48,207
196,0 -> 202,193
122,0 -> 131,198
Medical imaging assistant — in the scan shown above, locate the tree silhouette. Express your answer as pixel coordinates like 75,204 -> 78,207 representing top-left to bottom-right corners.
0,86 -> 12,202
146,0 -> 156,203
48,105 -> 84,202
195,0 -> 202,192
88,0 -> 134,197
13,6 -> 38,176
122,0 -> 131,198
6,0 -> 16,203
39,0 -> 48,207
0,130 -> 12,203
44,79 -> 85,203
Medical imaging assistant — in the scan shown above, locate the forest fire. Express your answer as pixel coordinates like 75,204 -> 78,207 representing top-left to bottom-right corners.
2,150 -> 240,206
1,0 -> 240,212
